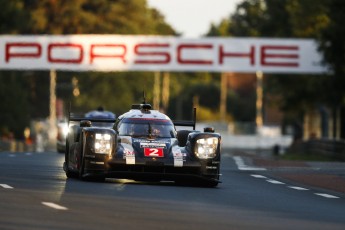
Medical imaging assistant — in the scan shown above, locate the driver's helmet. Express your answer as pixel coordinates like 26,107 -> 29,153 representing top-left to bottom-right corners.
151,125 -> 162,136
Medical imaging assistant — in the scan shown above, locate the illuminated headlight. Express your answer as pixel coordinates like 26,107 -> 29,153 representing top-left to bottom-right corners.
94,133 -> 112,154
195,137 -> 218,159
62,125 -> 69,137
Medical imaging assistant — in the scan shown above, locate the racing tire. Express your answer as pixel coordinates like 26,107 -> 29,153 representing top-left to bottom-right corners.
79,155 -> 105,182
199,168 -> 220,187
64,162 -> 78,178
64,140 -> 78,179
77,137 -> 105,182
78,143 -> 86,180
79,155 -> 85,179
79,157 -> 105,182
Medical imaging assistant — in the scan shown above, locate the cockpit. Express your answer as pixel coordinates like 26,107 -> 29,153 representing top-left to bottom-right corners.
117,118 -> 176,138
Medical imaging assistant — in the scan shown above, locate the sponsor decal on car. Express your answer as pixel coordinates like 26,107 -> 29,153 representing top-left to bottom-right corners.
134,139 -> 169,148
144,148 -> 164,157
140,142 -> 166,148
173,148 -> 183,167
124,148 -> 135,165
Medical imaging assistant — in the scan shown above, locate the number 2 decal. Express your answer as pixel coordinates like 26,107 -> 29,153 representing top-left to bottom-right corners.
149,148 -> 159,156
144,148 -> 164,157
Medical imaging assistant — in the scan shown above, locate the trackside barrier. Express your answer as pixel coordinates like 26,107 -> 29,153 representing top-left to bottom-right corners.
303,139 -> 345,161
287,138 -> 345,161
220,133 -> 293,150
0,140 -> 35,152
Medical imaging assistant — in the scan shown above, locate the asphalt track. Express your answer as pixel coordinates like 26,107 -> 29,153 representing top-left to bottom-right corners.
1,149 -> 345,230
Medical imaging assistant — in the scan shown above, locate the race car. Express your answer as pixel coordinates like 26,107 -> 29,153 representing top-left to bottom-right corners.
63,103 -> 221,187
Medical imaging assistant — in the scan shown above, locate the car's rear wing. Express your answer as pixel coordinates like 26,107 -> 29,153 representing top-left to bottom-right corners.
173,108 -> 196,130
69,116 -> 116,123
67,105 -> 116,126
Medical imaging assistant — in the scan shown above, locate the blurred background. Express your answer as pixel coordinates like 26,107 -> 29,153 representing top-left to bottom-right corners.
0,0 -> 344,156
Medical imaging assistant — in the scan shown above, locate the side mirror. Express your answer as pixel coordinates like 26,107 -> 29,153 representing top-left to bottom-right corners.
80,120 -> 92,127
204,127 -> 215,133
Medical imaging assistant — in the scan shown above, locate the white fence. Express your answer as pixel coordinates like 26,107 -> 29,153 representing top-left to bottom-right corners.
220,133 -> 293,149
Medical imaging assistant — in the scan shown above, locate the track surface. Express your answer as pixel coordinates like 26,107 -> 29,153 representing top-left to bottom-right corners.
1,150 -> 345,230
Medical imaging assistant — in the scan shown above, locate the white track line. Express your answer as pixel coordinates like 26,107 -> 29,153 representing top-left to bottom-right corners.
288,186 -> 309,191
42,202 -> 68,210
250,173 -> 341,199
315,193 -> 339,199
252,175 -> 285,185
251,174 -> 267,179
0,184 -> 14,189
233,156 -> 266,171
266,179 -> 285,184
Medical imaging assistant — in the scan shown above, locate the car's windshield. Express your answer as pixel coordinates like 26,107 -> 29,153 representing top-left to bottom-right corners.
118,119 -> 176,138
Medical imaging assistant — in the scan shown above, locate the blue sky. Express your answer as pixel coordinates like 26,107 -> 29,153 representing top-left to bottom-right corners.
147,0 -> 242,37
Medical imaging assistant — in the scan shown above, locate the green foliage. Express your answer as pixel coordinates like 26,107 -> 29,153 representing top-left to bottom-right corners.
281,151 -> 337,162
227,88 -> 256,122
72,72 -> 155,115
286,0 -> 330,38
196,105 -> 233,122
0,0 -> 27,33
207,20 -> 230,37
228,0 -> 266,36
0,72 -> 30,138
3,0 -> 343,139
207,0 -> 343,134
318,0 -> 345,106
17,0 -> 176,35
0,0 -> 179,138
166,72 -> 221,120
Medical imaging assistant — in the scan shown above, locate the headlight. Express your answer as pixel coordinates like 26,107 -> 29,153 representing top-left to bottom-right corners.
62,125 -> 69,137
94,133 -> 112,154
194,137 -> 218,159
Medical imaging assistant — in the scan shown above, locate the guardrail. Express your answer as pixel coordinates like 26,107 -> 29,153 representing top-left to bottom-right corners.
288,138 -> 345,161
0,139 -> 51,152
0,140 -> 34,152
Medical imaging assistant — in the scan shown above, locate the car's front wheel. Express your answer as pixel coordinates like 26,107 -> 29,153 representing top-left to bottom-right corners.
77,135 -> 105,182
63,161 -> 78,178
64,140 -> 78,178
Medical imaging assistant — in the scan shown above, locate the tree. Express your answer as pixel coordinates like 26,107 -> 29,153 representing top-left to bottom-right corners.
0,0 -> 28,33
206,0 -> 336,138
227,0 -> 266,37
0,0 -> 178,138
0,72 -> 30,139
318,0 -> 345,138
